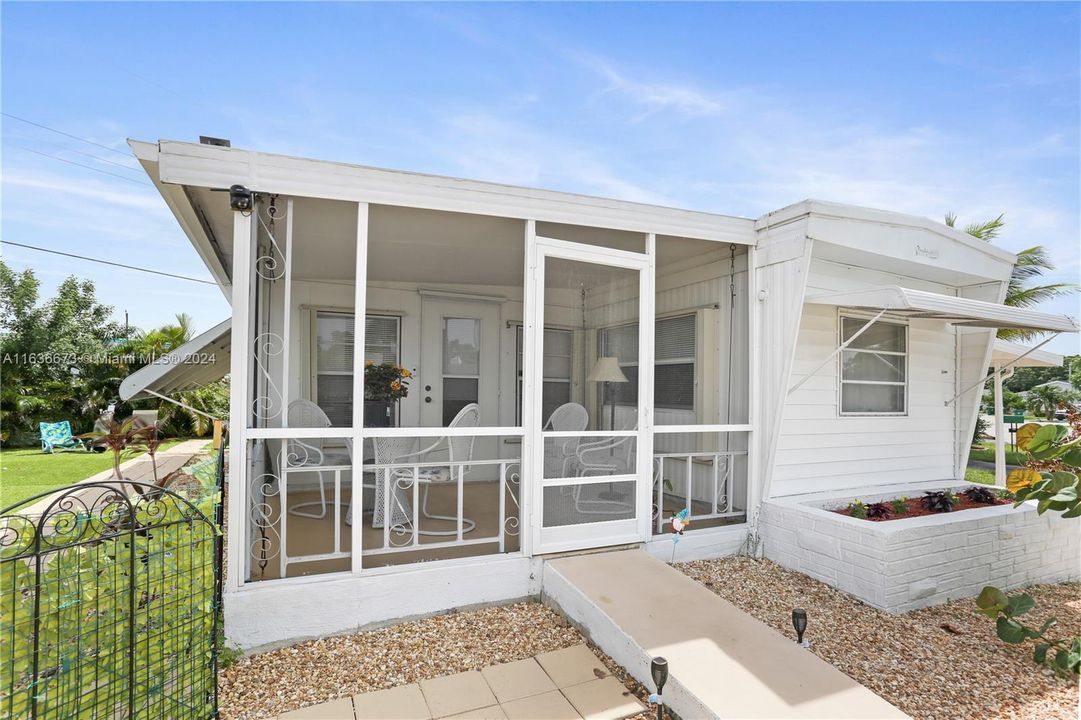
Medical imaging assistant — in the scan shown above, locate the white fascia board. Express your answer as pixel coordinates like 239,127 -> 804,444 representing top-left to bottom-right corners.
807,285 -> 1079,333
756,199 -> 1018,268
149,139 -> 756,244
128,140 -> 232,296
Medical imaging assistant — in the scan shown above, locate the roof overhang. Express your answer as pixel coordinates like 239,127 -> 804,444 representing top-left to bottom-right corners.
991,339 -> 1064,368
119,319 -> 231,401
806,285 -> 1079,333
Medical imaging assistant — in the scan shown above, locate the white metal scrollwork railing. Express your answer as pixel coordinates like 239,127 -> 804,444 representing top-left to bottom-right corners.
364,457 -> 521,557
653,451 -> 746,534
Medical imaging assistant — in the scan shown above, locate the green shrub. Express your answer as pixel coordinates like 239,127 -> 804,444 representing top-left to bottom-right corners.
890,497 -> 909,515
1,488 -> 220,717
976,586 -> 1080,676
847,500 -> 867,519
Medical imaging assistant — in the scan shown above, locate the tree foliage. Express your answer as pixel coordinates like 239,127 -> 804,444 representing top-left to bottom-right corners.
0,262 -> 225,445
0,261 -> 129,444
945,213 -> 1079,342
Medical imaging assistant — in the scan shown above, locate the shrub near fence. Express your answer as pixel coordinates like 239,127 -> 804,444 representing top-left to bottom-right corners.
0,477 -> 220,719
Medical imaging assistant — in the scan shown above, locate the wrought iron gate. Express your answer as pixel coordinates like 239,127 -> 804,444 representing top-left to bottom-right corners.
1,466 -> 222,719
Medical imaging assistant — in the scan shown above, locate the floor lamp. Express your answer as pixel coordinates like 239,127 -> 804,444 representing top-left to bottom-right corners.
587,357 -> 629,501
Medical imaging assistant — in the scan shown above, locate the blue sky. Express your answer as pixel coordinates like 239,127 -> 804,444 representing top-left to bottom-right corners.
2,2 -> 1079,353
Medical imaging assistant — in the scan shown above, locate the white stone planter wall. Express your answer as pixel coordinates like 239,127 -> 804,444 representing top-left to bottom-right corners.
762,481 -> 1080,613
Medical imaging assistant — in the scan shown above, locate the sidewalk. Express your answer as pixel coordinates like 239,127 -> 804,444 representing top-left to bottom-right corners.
20,439 -> 210,516
279,644 -> 645,720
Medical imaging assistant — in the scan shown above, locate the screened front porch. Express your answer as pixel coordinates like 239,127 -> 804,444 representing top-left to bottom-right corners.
231,193 -> 752,583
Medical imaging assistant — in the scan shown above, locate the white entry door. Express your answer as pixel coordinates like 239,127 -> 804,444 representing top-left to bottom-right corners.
420,298 -> 501,429
529,238 -> 653,554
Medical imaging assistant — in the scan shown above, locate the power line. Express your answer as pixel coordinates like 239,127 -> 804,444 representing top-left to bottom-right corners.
2,112 -> 132,157
62,145 -> 144,174
12,146 -> 151,187
1,240 -> 217,286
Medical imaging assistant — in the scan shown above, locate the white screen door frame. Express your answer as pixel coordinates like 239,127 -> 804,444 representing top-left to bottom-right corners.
526,234 -> 655,554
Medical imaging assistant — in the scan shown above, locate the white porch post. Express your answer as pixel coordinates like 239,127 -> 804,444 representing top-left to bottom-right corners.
351,202 -> 369,574
993,365 -> 1008,487
521,219 -> 537,557
226,209 -> 254,592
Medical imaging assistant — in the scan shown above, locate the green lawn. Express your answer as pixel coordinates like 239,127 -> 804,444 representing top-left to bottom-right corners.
968,441 -> 1027,466
0,440 -> 184,508
964,466 -> 996,485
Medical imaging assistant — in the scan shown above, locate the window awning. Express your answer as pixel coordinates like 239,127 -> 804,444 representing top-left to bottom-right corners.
805,285 -> 1079,333
991,339 -> 1064,368
119,319 -> 231,401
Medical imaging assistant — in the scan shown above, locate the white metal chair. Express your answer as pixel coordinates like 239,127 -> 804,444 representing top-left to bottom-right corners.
565,419 -> 638,516
542,402 -> 588,478
378,403 -> 480,536
284,400 -> 353,519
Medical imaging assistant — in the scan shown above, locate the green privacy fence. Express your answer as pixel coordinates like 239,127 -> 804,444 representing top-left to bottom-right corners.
1,467 -> 222,719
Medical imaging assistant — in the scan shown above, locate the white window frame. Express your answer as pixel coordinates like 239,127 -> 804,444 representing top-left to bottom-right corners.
309,310 -> 401,418
837,311 -> 908,417
599,313 -> 697,413
515,324 -> 573,425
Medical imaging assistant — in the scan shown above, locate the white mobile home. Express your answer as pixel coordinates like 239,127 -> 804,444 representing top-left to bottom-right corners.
122,139 -> 1077,648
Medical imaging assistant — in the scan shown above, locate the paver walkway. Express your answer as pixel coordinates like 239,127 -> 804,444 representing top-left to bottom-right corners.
278,644 -> 645,720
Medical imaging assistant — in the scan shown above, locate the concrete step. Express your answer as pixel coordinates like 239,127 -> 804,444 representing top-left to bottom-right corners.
543,549 -> 909,720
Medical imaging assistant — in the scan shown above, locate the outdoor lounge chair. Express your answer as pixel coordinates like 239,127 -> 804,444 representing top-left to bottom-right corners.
543,402 -> 589,478
39,420 -> 87,453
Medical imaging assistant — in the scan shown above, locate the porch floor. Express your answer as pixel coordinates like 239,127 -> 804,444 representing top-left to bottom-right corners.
251,480 -> 521,580
543,549 -> 909,719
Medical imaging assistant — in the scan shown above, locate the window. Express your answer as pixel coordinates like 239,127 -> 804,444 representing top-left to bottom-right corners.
599,314 -> 696,411
839,315 -> 907,415
516,326 -> 572,424
313,312 -> 400,426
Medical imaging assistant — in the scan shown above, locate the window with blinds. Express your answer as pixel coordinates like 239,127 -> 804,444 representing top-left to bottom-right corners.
313,312 -> 400,426
600,314 -> 695,411
839,315 -> 907,415
516,326 -> 572,424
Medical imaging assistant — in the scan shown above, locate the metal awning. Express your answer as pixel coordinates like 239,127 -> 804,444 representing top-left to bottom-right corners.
119,319 -> 231,401
805,285 -> 1079,333
991,339 -> 1064,368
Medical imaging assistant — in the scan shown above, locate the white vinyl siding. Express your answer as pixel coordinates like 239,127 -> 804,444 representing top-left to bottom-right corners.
839,316 -> 908,415
313,312 -> 400,426
772,299 -> 957,497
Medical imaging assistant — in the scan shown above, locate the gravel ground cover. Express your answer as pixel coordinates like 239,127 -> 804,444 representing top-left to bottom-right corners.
220,601 -> 656,720
680,557 -> 1080,720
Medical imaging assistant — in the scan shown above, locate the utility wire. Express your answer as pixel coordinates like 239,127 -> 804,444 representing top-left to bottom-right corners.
1,240 -> 217,285
61,145 -> 144,174
11,146 -> 151,187
2,112 -> 132,157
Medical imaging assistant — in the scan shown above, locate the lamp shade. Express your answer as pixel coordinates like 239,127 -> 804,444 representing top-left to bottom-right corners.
586,356 -> 629,383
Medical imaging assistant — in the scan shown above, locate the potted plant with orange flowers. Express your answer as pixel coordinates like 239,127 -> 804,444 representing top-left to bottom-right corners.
364,361 -> 411,427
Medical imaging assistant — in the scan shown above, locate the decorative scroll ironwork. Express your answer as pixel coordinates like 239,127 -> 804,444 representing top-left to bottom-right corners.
0,480 -> 220,719
254,198 -> 287,281
251,331 -> 285,420
249,468 -> 281,574
503,462 -> 521,537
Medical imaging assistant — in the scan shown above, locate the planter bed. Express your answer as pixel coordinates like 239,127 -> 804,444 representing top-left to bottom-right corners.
762,480 -> 1080,613
834,488 -> 1010,521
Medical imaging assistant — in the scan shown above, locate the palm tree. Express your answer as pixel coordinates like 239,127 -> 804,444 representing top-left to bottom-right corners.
945,213 -> 1078,341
